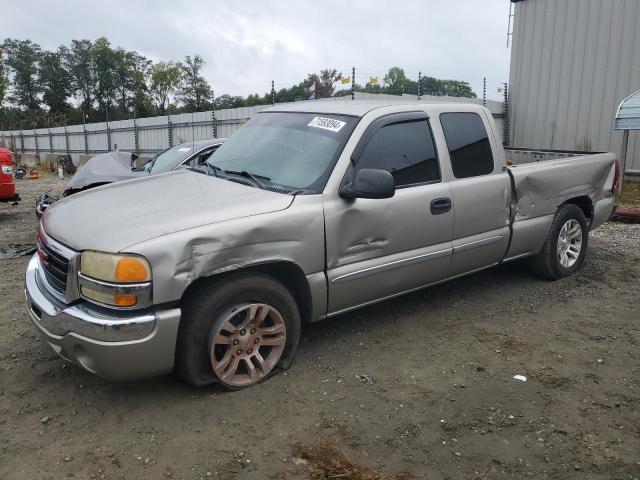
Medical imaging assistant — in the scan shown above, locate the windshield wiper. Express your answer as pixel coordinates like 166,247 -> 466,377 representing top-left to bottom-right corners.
223,169 -> 270,190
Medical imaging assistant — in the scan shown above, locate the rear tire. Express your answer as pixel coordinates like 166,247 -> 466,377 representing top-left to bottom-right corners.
175,273 -> 301,389
529,204 -> 588,280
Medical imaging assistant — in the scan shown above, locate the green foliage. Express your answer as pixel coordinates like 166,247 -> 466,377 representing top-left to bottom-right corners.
64,39 -> 95,115
2,38 -> 42,110
179,55 -> 214,112
39,49 -> 72,115
0,48 -> 6,107
0,40 -> 479,130
149,61 -> 182,114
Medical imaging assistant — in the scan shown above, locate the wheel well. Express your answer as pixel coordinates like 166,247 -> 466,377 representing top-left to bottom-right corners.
563,196 -> 593,221
182,262 -> 314,324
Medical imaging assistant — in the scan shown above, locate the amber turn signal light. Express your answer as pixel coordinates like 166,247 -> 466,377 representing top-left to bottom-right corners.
114,294 -> 137,307
115,258 -> 149,282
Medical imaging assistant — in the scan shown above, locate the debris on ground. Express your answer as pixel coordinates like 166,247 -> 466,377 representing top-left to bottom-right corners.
0,244 -> 36,260
293,440 -> 410,480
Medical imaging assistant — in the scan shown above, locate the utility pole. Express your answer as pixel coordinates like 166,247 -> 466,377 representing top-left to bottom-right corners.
271,80 -> 275,106
418,71 -> 422,100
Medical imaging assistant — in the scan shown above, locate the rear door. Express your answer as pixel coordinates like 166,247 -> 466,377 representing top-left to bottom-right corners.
324,112 -> 454,314
439,111 -> 511,276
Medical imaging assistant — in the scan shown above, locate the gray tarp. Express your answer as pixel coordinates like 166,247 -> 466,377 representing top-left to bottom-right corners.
66,151 -> 144,189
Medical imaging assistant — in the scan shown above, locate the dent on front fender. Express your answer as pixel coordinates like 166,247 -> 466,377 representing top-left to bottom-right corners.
127,196 -> 327,308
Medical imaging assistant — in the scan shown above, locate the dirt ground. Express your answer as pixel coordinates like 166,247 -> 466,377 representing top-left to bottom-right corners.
1,177 -> 639,480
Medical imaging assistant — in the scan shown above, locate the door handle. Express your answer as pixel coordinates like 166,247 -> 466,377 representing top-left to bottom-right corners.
430,197 -> 452,215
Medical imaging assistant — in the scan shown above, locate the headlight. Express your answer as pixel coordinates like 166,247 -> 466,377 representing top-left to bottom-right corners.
79,251 -> 152,308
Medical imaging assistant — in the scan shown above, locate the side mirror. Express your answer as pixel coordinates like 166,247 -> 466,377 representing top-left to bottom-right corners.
340,168 -> 395,199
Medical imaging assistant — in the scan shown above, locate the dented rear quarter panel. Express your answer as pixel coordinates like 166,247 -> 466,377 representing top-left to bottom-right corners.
505,152 -> 617,259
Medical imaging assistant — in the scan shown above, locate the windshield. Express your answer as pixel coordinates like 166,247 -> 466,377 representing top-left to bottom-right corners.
206,112 -> 357,192
147,144 -> 197,174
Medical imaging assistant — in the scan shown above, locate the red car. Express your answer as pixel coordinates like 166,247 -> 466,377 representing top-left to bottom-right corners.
0,148 -> 20,203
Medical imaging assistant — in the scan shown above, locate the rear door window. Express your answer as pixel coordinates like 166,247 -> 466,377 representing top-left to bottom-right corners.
355,119 -> 441,187
440,112 -> 494,178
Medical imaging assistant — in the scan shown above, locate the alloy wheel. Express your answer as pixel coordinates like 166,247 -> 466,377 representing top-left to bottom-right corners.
210,303 -> 286,386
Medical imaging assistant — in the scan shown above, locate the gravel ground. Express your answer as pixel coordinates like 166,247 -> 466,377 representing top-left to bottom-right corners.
1,177 -> 639,480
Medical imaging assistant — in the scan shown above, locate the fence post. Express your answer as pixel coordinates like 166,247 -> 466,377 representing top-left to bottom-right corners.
351,67 -> 355,100
82,113 -> 88,154
167,115 -> 173,147
212,89 -> 217,139
34,127 -> 39,160
9,131 -> 14,152
106,106 -> 112,151
502,82 -> 510,146
418,71 -> 422,100
483,77 -> 487,106
48,118 -> 53,154
133,110 -> 139,153
63,115 -> 70,156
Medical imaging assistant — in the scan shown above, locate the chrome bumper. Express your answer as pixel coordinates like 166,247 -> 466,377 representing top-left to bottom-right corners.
25,254 -> 181,381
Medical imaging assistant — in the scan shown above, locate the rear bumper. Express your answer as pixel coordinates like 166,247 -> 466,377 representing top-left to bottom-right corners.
592,196 -> 617,230
24,254 -> 181,381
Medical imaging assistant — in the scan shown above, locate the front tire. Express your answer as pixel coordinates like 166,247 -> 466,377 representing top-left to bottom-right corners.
175,273 -> 301,389
529,204 -> 588,280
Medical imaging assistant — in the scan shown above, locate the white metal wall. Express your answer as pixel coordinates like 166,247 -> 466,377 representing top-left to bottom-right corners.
509,0 -> 640,170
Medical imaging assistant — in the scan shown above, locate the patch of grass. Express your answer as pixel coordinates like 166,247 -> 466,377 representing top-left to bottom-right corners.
618,178 -> 640,208
293,440 -> 410,480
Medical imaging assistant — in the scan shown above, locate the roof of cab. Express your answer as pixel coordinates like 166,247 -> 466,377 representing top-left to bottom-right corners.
263,99 -> 483,117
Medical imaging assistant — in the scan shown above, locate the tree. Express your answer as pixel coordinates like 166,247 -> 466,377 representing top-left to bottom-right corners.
214,94 -> 245,110
39,48 -> 72,115
419,76 -> 476,98
275,81 -> 307,103
64,39 -> 95,116
383,66 -> 409,95
306,69 -> 341,98
149,61 -> 182,114
112,49 -> 151,117
0,48 -> 7,107
91,37 -> 117,118
2,38 -> 42,110
179,55 -> 214,112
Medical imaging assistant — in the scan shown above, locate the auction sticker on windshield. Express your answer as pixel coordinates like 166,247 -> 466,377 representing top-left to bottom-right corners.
307,117 -> 346,132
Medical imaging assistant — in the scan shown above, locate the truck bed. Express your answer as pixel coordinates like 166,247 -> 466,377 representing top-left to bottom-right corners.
505,147 -> 599,165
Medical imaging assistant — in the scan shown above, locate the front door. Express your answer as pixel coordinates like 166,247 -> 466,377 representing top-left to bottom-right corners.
324,112 -> 454,314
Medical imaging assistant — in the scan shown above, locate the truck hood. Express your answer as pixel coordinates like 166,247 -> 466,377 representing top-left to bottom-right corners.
42,170 -> 294,252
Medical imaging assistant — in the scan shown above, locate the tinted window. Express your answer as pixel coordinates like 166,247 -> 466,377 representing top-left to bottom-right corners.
355,120 -> 440,187
440,112 -> 494,178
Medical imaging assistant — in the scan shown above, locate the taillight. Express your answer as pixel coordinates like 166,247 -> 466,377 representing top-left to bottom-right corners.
611,159 -> 621,194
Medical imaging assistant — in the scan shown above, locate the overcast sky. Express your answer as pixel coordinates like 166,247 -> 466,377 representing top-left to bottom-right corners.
2,0 -> 512,100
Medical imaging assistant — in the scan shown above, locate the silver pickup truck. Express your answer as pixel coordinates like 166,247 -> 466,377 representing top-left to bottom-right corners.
25,101 -> 620,389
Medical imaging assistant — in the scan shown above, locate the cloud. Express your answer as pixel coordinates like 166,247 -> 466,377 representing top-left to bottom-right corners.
1,0 -> 511,99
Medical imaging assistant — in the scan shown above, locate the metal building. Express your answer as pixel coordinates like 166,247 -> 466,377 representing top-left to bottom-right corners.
508,0 -> 640,171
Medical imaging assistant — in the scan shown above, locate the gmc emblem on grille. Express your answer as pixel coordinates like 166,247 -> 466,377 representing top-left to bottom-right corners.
36,241 -> 50,267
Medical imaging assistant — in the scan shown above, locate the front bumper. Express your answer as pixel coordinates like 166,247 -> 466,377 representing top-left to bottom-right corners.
24,254 -> 181,381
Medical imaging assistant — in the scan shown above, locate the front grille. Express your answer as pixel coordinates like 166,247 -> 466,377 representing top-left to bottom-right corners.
37,237 -> 70,294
